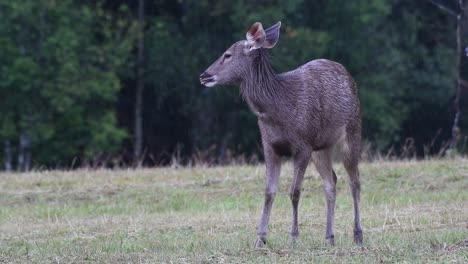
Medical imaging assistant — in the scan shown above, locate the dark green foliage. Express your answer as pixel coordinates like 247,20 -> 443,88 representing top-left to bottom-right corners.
0,0 -> 466,168
0,1 -> 135,167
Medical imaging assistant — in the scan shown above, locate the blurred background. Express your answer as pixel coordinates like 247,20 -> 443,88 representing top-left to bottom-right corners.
0,0 -> 467,170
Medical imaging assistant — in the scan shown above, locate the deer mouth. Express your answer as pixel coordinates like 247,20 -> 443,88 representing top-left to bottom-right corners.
200,76 -> 217,87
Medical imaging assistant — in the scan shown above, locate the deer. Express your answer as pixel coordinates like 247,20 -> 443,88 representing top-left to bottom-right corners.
199,21 -> 363,248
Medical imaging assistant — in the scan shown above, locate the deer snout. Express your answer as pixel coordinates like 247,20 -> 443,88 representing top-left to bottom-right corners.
199,72 -> 217,87
200,71 -> 211,80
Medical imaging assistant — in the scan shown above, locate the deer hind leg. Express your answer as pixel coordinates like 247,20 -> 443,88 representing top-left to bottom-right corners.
289,150 -> 311,242
339,128 -> 363,245
343,156 -> 363,245
255,144 -> 281,248
312,148 -> 336,245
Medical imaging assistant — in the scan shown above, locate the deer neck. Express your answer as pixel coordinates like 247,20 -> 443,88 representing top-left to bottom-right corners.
240,50 -> 288,117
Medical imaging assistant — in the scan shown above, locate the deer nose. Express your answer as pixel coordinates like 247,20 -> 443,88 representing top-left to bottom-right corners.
199,72 -> 212,80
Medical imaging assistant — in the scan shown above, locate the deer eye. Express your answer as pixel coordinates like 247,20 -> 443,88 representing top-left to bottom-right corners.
224,53 -> 232,59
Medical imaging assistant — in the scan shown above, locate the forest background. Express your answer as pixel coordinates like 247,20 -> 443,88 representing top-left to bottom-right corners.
1,0 -> 467,170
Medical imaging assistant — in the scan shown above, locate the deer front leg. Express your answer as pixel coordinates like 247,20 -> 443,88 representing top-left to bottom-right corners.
255,144 -> 281,248
289,150 -> 311,242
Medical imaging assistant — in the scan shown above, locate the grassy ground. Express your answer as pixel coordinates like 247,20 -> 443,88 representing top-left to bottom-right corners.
0,159 -> 467,263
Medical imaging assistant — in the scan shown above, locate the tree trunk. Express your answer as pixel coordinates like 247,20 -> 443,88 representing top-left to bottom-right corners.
134,0 -> 145,166
451,0 -> 464,149
17,133 -> 31,172
4,139 -> 12,172
24,145 -> 31,172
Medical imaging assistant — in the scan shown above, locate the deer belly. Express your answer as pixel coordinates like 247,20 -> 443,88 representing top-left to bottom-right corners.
309,125 -> 347,151
271,141 -> 292,156
259,122 -> 296,157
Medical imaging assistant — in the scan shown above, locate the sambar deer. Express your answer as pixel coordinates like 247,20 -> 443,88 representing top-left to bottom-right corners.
200,21 -> 363,248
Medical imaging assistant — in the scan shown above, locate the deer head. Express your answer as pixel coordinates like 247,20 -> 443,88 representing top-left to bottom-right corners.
199,21 -> 281,87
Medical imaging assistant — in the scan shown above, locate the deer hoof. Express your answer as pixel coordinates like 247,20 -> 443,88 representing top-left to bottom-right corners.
254,237 -> 267,249
290,237 -> 299,248
354,230 -> 363,245
326,235 -> 335,246
290,232 -> 299,243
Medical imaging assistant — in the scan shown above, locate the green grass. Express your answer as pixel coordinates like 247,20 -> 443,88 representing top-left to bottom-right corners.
0,159 -> 467,263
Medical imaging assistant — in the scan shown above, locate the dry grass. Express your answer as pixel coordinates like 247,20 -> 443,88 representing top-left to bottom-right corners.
0,159 -> 467,263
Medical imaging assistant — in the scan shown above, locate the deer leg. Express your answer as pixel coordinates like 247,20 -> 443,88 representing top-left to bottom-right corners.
312,149 -> 336,245
344,160 -> 363,245
255,144 -> 281,248
289,150 -> 311,241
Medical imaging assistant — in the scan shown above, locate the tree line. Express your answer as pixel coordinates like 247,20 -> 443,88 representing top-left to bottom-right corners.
0,0 -> 467,170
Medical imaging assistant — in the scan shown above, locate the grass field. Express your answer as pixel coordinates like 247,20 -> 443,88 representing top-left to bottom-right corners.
0,159 -> 467,263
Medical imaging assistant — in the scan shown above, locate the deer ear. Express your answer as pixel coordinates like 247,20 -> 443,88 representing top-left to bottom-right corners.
263,21 -> 281,49
246,22 -> 265,50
